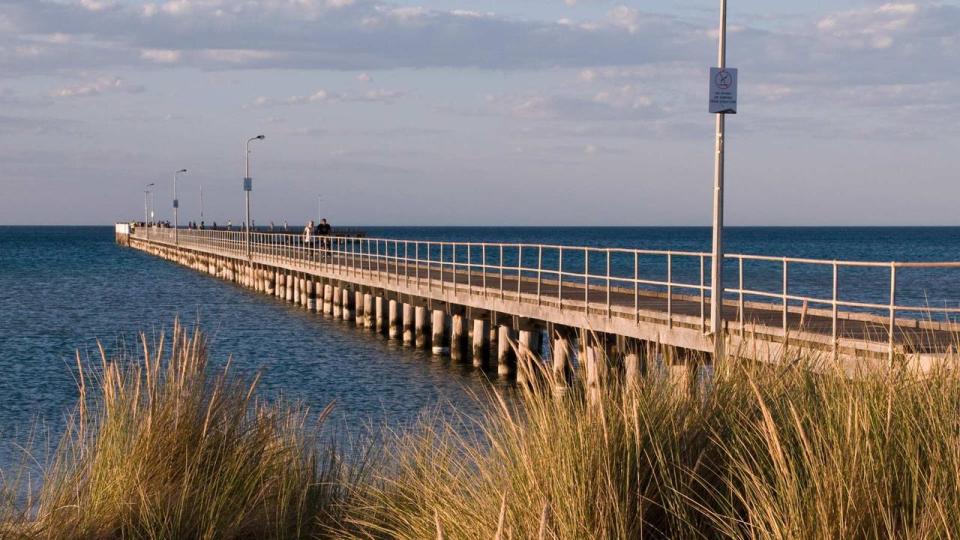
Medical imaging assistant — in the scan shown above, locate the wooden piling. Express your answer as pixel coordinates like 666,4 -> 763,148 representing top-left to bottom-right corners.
517,329 -> 535,385
553,335 -> 572,389
497,325 -> 514,376
415,306 -> 428,349
307,279 -> 316,311
363,293 -> 374,329
450,314 -> 465,362
342,288 -> 353,321
472,318 -> 489,368
323,283 -> 333,315
332,285 -> 342,318
388,300 -> 400,339
355,291 -> 365,327
375,296 -> 385,333
431,309 -> 448,355
402,303 -> 414,344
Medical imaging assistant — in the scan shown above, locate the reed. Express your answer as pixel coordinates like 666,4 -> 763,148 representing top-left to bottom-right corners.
6,322 -> 960,539
347,349 -> 960,539
24,321 -> 358,539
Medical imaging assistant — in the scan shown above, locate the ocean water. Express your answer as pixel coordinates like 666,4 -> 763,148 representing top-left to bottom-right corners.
3,226 -> 960,472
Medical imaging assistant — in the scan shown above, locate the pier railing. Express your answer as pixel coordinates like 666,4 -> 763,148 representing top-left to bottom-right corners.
132,227 -> 960,353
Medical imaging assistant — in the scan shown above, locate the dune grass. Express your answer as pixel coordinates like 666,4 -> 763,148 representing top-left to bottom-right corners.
9,322 -> 360,539
346,353 -> 960,539
4,322 -> 960,538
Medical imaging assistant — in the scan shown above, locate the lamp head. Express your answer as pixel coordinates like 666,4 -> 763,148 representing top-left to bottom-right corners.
256,135 -> 265,140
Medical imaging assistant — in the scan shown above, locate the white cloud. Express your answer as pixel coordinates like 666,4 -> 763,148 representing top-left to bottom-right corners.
140,49 -> 181,63
52,76 -> 144,98
249,87 -> 403,107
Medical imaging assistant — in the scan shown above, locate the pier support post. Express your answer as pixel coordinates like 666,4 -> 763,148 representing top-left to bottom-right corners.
552,335 -> 572,390
388,300 -> 400,339
472,318 -> 489,368
450,314 -> 465,362
517,329 -> 536,385
415,306 -> 429,349
263,269 -> 272,295
307,279 -> 316,311
497,325 -> 515,377
323,284 -> 333,315
375,296 -> 385,333
293,275 -> 301,305
402,303 -> 414,345
355,291 -> 365,327
363,293 -> 375,329
275,271 -> 283,299
623,338 -> 644,388
333,286 -> 342,318
286,273 -> 294,303
342,288 -> 353,322
431,310 -> 448,356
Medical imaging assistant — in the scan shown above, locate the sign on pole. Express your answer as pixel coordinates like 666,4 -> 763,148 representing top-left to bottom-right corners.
709,67 -> 737,114
243,177 -> 253,191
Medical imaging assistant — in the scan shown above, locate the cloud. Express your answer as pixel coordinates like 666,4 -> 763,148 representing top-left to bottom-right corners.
51,76 -> 144,98
140,48 -> 181,63
0,0 -> 705,73
249,87 -> 403,107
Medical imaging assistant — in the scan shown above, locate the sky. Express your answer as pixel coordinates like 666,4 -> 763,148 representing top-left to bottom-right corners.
1,0 -> 958,226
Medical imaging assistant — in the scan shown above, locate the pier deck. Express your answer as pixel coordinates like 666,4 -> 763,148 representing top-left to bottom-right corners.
120,226 -> 960,373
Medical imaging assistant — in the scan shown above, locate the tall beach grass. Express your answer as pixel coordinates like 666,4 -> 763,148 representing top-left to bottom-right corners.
3,322 -> 360,539
348,351 -> 960,539
4,322 -> 960,538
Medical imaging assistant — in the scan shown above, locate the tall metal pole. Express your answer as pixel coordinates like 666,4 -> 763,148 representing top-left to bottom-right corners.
144,182 -> 155,226
144,183 -> 153,225
244,135 -> 265,261
710,0 -> 728,358
174,169 -> 187,245
200,182 -> 204,224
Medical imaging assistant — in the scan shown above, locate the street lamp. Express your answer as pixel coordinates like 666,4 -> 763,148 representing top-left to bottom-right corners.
199,181 -> 204,225
144,182 -> 155,226
174,168 -> 187,244
244,134 -> 265,259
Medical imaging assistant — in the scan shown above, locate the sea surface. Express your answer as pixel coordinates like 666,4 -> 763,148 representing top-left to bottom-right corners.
3,226 -> 960,472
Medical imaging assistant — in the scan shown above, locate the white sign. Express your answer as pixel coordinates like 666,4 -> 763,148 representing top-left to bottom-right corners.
709,67 -> 737,114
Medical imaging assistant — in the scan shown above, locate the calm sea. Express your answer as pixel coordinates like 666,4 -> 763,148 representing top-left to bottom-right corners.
2,226 -> 960,470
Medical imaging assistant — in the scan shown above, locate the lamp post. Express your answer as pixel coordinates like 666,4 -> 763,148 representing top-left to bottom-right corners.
244,134 -> 265,260
318,194 -> 323,225
200,181 -> 204,225
709,0 -> 729,358
174,168 -> 187,244
144,182 -> 155,226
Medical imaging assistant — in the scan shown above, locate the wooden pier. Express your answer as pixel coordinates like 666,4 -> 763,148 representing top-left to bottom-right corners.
116,224 -> 960,377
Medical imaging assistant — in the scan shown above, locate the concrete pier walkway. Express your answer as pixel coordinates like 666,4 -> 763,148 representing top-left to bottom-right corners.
118,225 -> 960,373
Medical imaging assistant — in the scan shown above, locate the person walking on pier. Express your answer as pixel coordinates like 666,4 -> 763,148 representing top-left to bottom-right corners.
303,220 -> 314,246
316,218 -> 332,258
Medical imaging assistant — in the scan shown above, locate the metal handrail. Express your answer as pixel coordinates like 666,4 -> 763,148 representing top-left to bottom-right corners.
130,226 -> 960,360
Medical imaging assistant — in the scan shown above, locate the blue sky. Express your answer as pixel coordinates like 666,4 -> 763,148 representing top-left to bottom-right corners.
1,0 -> 958,225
